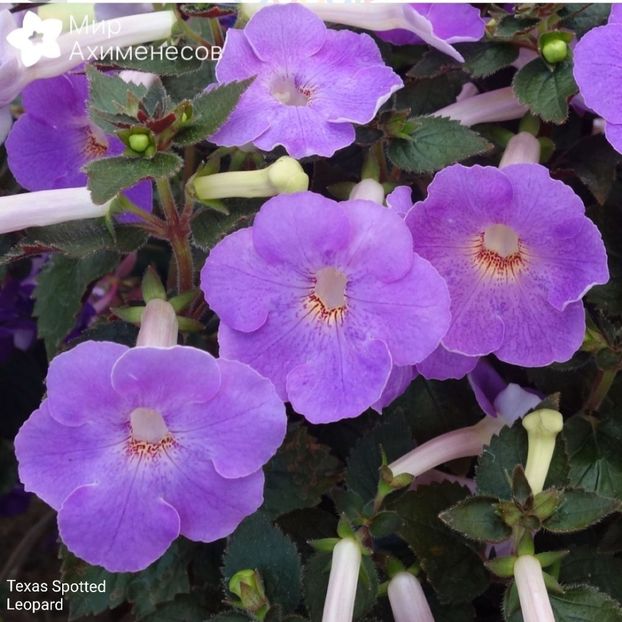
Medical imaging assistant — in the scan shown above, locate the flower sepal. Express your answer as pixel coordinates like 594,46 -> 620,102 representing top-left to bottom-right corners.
228,569 -> 270,621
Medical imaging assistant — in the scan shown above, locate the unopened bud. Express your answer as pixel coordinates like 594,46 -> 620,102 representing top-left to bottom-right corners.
542,39 -> 568,64
128,133 -> 151,153
229,569 -> 269,618
522,409 -> 563,494
136,299 -> 178,348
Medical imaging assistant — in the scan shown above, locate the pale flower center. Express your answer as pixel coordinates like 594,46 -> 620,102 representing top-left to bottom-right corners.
315,267 -> 347,311
271,76 -> 311,106
130,407 -> 169,444
483,224 -> 519,258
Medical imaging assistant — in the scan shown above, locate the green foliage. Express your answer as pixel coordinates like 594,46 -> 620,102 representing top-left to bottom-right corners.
263,423 -> 342,518
174,79 -> 254,145
387,116 -> 492,174
223,512 -> 303,613
457,42 -> 520,78
543,489 -> 621,532
33,251 -> 119,356
395,483 -> 489,604
87,153 -> 183,204
440,496 -> 512,543
397,73 -> 467,117
512,58 -> 578,124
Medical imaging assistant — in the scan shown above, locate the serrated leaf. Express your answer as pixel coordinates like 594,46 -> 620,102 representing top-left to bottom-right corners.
544,489 -> 621,533
476,418 -> 569,500
191,199 -> 261,251
512,58 -> 577,124
559,3 -> 611,37
564,411 -> 622,500
110,45 -> 204,76
174,79 -> 253,145
33,251 -> 119,357
560,546 -> 622,603
263,423 -> 342,518
87,153 -> 183,204
396,73 -> 467,117
303,552 -> 378,622
223,512 -> 302,613
395,483 -> 489,604
387,116 -> 491,174
440,496 -> 512,543
456,42 -> 520,78
504,582 -> 622,622
345,411 -> 412,502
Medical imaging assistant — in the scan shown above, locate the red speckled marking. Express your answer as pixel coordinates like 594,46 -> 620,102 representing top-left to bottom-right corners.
471,232 -> 527,281
126,435 -> 177,460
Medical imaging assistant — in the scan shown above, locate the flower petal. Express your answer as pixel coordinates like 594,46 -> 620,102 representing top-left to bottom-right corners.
417,345 -> 478,380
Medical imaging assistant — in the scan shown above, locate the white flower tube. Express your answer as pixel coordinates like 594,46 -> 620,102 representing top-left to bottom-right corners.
499,132 -> 541,168
389,416 -> 505,478
513,556 -> 555,622
242,3 -> 466,62
136,299 -> 179,348
0,187 -> 109,234
388,572 -> 435,622
321,538 -> 362,622
1,10 -> 176,106
349,179 -> 385,204
432,87 -> 528,127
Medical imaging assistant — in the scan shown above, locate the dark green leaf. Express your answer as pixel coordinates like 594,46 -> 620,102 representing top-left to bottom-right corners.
397,73 -> 467,117
559,4 -> 611,37
174,79 -> 253,145
369,511 -> 403,538
560,546 -> 622,603
544,489 -> 621,532
512,58 -> 577,124
191,199 -> 261,251
263,423 -> 342,518
33,251 -> 119,356
345,411 -> 412,501
395,483 -> 489,604
109,45 -> 204,75
387,116 -> 491,174
223,512 -> 302,613
163,61 -> 216,102
142,594 -> 212,622
456,42 -> 520,78
440,496 -> 512,543
87,153 -> 183,204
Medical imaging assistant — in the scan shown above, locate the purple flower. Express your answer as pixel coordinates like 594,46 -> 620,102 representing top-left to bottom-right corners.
468,359 -> 541,424
15,340 -> 286,571
6,72 -> 151,214
201,191 -> 451,424
376,3 -> 485,50
209,4 -> 403,158
406,164 -> 609,366
573,18 -> 622,153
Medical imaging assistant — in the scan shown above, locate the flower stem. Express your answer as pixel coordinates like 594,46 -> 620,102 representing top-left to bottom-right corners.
585,368 -> 618,412
155,177 -> 194,293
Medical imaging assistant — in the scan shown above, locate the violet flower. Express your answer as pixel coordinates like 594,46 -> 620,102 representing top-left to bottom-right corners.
405,163 -> 609,367
6,72 -> 151,215
573,12 -> 622,154
15,299 -> 287,572
210,4 -> 402,158
200,191 -> 450,424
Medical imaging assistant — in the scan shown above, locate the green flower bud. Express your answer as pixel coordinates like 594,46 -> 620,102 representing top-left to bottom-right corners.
228,569 -> 269,618
141,266 -> 167,302
128,133 -> 151,153
542,39 -> 568,64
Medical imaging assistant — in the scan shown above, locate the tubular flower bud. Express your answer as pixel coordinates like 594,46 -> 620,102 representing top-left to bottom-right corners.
136,299 -> 179,348
432,87 -> 528,127
522,409 -> 564,494
193,156 -> 309,200
321,538 -> 362,622
513,555 -> 555,622
389,416 -> 505,478
388,572 -> 435,622
499,132 -> 542,168
349,179 -> 386,205
0,187 -> 109,234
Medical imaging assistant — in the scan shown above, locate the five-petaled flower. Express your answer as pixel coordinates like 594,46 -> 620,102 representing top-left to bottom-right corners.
209,4 -> 403,158
15,310 -> 287,571
5,11 -> 62,68
201,191 -> 451,424
406,164 -> 609,366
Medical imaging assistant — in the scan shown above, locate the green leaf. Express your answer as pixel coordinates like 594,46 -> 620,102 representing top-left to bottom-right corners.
223,512 -> 302,613
396,73 -> 467,117
564,411 -> 622,499
191,199 -> 261,251
559,3 -> 612,37
560,546 -> 622,603
263,423 -> 342,518
142,594 -> 212,622
504,582 -> 622,622
476,418 -> 569,500
387,116 -> 491,174
163,61 -> 216,102
110,45 -> 205,76
345,412 -> 412,502
456,42 -> 520,78
303,552 -> 378,622
87,153 -> 182,204
33,251 -> 119,357
440,496 -> 512,543
544,489 -> 621,533
395,483 -> 489,604
174,79 -> 253,145
512,58 -> 577,124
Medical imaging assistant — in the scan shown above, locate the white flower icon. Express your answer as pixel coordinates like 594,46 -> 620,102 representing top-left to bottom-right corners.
6,11 -> 63,68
